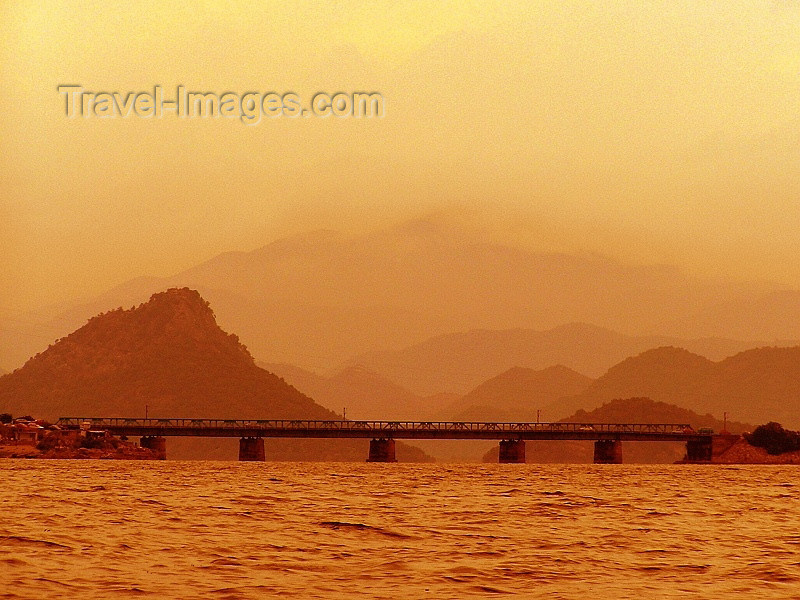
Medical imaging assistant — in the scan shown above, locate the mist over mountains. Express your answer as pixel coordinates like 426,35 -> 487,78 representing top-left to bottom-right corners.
346,323 -> 783,396
1,218 -> 798,374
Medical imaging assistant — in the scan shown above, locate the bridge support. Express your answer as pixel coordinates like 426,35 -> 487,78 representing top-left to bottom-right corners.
594,440 -> 622,464
238,437 -> 265,461
498,439 -> 526,463
685,438 -> 713,463
140,436 -> 167,460
367,438 -> 396,462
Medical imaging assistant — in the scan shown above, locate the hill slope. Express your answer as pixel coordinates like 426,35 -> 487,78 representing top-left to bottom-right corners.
260,363 -> 433,420
442,365 -> 593,421
0,288 -> 430,462
556,346 -> 800,425
0,288 -> 329,420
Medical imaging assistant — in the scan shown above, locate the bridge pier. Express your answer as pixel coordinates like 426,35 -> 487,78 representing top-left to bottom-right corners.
140,436 -> 167,460
367,438 -> 396,462
498,439 -> 526,463
238,437 -> 265,461
685,438 -> 713,462
593,439 -> 622,464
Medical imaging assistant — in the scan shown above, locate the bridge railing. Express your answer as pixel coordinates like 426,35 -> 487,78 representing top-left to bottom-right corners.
56,417 -> 695,434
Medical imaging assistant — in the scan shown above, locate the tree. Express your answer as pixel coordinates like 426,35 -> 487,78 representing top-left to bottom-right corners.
0,413 -> 12,424
746,422 -> 800,455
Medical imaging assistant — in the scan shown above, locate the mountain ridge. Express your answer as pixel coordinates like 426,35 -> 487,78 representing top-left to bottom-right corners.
2,219 -> 798,373
346,323 -> 791,396
554,345 -> 800,425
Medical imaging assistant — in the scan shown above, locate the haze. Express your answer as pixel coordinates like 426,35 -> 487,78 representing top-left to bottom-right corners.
1,1 -> 799,316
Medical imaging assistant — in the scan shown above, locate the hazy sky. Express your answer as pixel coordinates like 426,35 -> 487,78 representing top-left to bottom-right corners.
1,1 -> 799,313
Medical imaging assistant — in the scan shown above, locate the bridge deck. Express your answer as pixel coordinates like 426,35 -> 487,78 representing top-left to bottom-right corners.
57,418 -> 709,442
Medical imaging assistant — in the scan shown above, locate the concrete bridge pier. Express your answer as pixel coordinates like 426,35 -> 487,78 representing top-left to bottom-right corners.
498,439 -> 526,463
367,438 -> 396,462
593,439 -> 622,464
685,438 -> 713,462
238,437 -> 265,461
140,435 -> 167,460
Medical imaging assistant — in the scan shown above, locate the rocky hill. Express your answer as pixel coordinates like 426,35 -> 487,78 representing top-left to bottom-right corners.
0,289 -> 430,462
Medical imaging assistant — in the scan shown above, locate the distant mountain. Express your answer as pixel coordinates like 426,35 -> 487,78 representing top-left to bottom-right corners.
553,346 -> 800,426
442,365 -> 593,421
0,288 -> 430,462
2,218 -> 797,373
260,362 -> 433,420
346,323 -> 785,396
482,397 -> 751,464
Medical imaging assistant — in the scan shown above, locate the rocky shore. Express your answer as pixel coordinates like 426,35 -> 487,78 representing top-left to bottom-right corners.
0,440 -> 162,460
713,437 -> 800,464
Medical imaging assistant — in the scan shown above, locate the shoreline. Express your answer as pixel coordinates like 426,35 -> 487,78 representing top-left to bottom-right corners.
0,441 -> 162,460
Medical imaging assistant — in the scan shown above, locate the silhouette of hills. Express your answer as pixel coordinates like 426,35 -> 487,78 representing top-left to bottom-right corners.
0,288 -> 430,461
346,323 -> 783,396
259,362 -> 433,420
441,365 -> 593,421
483,397 -> 751,464
553,346 -> 800,426
563,397 -> 750,433
2,219 -> 797,373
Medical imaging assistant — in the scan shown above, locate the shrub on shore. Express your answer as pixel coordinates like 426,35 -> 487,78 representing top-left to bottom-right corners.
745,422 -> 800,455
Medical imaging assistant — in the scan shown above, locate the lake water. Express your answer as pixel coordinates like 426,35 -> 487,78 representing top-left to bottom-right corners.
2,461 -> 799,599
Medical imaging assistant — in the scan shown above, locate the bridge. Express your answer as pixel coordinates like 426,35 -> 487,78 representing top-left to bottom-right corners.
56,417 -> 718,463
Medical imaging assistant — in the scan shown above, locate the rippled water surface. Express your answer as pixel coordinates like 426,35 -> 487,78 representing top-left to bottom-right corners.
3,462 -> 800,599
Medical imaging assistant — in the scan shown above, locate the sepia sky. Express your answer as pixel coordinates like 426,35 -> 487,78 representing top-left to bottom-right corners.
1,1 -> 799,313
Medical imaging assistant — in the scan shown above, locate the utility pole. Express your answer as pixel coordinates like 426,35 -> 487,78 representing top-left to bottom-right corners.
537,409 -> 540,423
145,404 -> 148,420
343,407 -> 347,420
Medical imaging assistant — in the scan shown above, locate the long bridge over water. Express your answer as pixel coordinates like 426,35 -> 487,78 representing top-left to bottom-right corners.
57,418 -> 722,463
